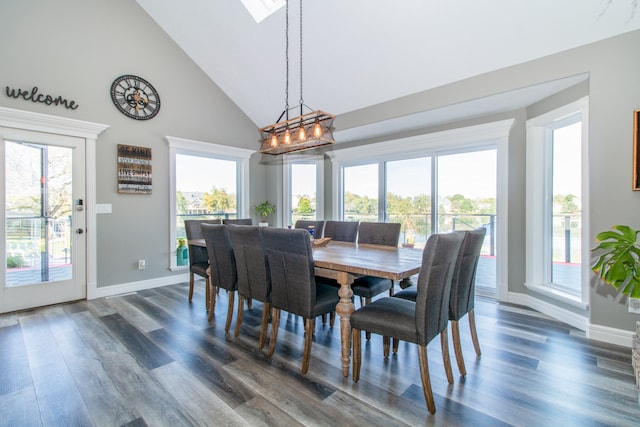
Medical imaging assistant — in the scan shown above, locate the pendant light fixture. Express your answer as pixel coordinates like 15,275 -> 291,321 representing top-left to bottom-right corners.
258,0 -> 335,155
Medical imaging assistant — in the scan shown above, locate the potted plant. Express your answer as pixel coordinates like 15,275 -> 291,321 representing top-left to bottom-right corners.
254,201 -> 276,227
591,225 -> 640,298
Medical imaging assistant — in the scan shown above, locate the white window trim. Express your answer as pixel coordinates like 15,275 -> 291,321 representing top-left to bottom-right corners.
282,154 -> 325,226
525,97 -> 589,309
166,136 -> 253,270
327,119 -> 513,300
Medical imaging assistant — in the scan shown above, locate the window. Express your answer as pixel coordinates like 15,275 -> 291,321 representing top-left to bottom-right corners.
525,98 -> 588,306
167,136 -> 252,269
330,120 -> 511,296
283,155 -> 324,226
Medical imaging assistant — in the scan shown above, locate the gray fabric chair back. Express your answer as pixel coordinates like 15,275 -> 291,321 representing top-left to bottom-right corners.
414,232 -> 464,345
263,228 -> 317,318
323,220 -> 359,242
294,220 -> 325,238
449,227 -> 486,321
227,225 -> 270,302
357,222 -> 401,247
184,219 -> 221,266
223,218 -> 253,225
202,224 -> 237,292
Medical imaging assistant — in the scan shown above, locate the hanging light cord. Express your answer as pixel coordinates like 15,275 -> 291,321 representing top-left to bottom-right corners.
299,0 -> 304,115
285,0 -> 289,121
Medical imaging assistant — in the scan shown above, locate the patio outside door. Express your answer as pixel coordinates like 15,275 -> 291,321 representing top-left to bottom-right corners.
1,128 -> 86,313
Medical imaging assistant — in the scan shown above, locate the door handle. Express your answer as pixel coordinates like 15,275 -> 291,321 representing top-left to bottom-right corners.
75,228 -> 84,234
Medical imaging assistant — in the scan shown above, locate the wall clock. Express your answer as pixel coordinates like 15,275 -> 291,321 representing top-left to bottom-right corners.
110,74 -> 160,120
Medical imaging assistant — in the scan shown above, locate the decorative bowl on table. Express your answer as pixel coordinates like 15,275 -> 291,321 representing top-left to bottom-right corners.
311,237 -> 332,247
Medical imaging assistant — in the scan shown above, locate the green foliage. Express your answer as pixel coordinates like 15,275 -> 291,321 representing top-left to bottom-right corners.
203,187 -> 235,213
591,225 -> 640,298
254,201 -> 276,218
296,195 -> 314,214
7,254 -> 24,268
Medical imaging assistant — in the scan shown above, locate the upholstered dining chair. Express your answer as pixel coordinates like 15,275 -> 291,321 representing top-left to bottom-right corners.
394,228 -> 486,376
322,220 -> 359,242
227,225 -> 272,349
351,222 -> 402,339
202,224 -> 237,328
262,227 -> 339,374
350,231 -> 464,414
223,218 -> 253,225
184,219 -> 221,309
294,219 -> 325,239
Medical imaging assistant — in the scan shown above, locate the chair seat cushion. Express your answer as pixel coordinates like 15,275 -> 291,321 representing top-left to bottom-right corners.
312,283 -> 340,317
352,276 -> 392,298
393,287 -> 417,301
350,297 -> 419,344
191,262 -> 209,278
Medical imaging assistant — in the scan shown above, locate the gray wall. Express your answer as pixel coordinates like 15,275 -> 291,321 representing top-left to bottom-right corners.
0,0 -> 266,287
2,0 -> 639,333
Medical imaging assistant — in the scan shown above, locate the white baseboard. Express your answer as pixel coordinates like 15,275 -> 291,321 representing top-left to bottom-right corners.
506,291 -> 635,348
88,273 -> 190,299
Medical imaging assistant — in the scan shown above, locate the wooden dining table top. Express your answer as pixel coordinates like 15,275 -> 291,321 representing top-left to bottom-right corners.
311,240 -> 422,281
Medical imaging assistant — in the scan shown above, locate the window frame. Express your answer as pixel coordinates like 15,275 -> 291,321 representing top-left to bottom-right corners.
167,136 -> 253,270
525,97 -> 589,308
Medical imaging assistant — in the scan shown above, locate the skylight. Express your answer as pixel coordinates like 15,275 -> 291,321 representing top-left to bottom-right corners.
240,0 -> 285,23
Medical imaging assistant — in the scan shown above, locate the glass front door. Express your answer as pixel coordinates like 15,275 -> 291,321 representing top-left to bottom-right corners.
1,129 -> 86,312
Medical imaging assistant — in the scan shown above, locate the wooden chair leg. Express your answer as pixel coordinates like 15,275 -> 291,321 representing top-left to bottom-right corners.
383,336 -> 390,358
329,311 -> 335,328
267,308 -> 281,357
418,345 -> 436,414
188,272 -> 195,302
392,338 -> 399,354
440,327 -> 454,384
301,318 -> 315,374
352,328 -> 361,382
321,314 -> 327,324
247,298 -> 252,309
389,280 -> 395,296
365,298 -> 372,340
207,282 -> 217,322
235,295 -> 244,337
258,302 -> 270,350
204,277 -> 210,310
225,291 -> 235,332
451,320 -> 466,376
469,309 -> 481,356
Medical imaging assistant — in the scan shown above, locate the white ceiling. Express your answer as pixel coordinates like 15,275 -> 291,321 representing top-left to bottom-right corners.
136,0 -> 640,143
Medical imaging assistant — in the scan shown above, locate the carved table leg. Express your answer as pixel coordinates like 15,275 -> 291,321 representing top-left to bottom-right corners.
335,271 -> 355,377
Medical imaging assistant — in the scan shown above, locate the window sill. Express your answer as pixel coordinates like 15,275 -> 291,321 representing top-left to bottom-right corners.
524,282 -> 589,311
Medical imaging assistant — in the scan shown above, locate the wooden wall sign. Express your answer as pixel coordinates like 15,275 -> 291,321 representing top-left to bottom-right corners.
117,144 -> 152,194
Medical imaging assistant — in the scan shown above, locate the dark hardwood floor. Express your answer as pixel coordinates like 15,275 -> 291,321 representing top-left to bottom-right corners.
1,281 -> 639,426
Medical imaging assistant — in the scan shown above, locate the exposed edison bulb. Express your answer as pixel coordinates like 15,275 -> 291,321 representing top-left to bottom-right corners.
298,125 -> 306,141
270,133 -> 278,147
284,128 -> 291,145
313,121 -> 322,138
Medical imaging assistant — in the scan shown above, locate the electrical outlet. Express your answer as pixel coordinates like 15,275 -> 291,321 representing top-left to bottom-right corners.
629,298 -> 640,314
138,259 -> 146,270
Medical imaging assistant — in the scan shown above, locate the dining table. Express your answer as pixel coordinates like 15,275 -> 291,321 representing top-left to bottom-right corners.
311,240 -> 423,376
189,235 -> 423,377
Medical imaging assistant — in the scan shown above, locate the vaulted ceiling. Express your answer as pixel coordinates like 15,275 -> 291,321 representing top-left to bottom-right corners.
136,0 -> 640,143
